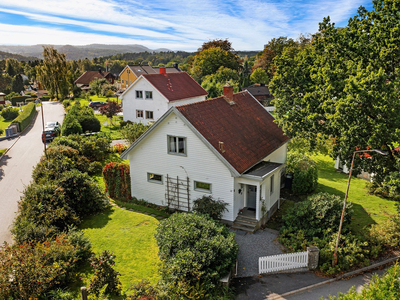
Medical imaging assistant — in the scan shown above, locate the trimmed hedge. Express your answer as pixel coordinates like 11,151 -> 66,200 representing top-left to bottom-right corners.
41,96 -> 51,101
12,102 -> 37,131
10,96 -> 31,106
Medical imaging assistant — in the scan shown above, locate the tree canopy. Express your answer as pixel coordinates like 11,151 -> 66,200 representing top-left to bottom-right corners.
270,0 -> 400,184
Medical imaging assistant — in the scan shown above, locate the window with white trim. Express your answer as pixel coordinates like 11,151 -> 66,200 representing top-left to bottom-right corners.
145,91 -> 153,99
270,174 -> 274,195
136,90 -> 143,98
145,111 -> 154,119
148,173 -> 163,184
194,181 -> 211,193
136,110 -> 143,118
168,135 -> 186,155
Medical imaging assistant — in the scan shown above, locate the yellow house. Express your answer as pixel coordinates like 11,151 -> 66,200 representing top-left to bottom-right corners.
119,64 -> 182,89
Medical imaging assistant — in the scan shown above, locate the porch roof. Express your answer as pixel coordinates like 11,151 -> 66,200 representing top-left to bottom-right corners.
243,161 -> 282,178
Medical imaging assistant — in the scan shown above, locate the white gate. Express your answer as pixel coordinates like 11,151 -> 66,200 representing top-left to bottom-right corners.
259,251 -> 308,274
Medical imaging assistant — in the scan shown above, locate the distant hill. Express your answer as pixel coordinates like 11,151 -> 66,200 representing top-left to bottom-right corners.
0,50 -> 39,62
0,44 -> 172,60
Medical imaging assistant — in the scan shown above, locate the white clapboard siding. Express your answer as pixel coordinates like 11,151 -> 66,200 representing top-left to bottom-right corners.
264,106 -> 275,112
259,251 -> 308,274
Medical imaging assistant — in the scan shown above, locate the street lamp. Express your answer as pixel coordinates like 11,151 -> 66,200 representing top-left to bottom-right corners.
332,149 -> 387,267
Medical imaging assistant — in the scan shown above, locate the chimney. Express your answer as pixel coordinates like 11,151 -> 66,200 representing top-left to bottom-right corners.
173,63 -> 179,69
98,68 -> 102,74
159,67 -> 166,75
223,84 -> 235,105
260,82 -> 265,87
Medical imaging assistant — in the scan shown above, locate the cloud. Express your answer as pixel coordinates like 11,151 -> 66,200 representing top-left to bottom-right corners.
0,0 -> 374,50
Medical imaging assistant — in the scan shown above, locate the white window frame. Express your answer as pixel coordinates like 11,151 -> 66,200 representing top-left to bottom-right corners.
145,91 -> 153,99
147,173 -> 163,184
136,90 -> 143,99
194,181 -> 212,193
145,111 -> 154,119
168,135 -> 186,156
136,110 -> 143,118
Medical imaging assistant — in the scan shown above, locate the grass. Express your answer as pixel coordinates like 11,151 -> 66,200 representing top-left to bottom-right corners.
0,148 -> 6,156
79,206 -> 161,294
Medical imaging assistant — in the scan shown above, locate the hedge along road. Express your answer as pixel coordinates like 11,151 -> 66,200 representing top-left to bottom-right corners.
0,101 -> 65,244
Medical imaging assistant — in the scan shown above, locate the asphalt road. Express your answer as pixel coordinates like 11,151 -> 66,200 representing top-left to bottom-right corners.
0,102 -> 64,244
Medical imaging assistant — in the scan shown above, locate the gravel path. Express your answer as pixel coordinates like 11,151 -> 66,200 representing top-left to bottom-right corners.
234,228 -> 285,277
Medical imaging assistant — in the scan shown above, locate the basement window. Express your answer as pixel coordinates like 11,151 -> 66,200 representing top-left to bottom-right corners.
194,181 -> 212,193
148,173 -> 163,184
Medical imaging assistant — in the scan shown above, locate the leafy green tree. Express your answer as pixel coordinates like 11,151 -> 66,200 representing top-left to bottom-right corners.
270,1 -> 400,185
250,67 -> 269,84
5,58 -> 20,77
201,66 -> 240,98
37,46 -> 68,99
11,74 -> 24,93
89,78 -> 107,96
0,74 -> 12,93
121,122 -> 150,144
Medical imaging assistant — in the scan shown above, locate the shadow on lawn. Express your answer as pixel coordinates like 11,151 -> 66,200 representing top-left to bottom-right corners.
316,183 -> 346,198
80,207 -> 114,229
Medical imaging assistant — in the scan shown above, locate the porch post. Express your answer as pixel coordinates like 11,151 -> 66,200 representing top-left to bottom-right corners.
255,182 -> 261,221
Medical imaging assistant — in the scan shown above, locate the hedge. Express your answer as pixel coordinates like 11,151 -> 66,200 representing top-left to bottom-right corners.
41,96 -> 51,101
12,102 -> 37,131
10,96 -> 31,106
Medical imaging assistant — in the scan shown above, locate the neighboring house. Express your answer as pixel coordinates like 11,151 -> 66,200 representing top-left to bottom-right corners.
335,157 -> 373,181
244,83 -> 273,106
119,63 -> 181,89
74,70 -> 115,88
0,92 -> 5,105
121,86 -> 290,230
120,68 -> 208,125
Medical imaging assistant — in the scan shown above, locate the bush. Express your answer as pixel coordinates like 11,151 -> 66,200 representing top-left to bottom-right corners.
63,99 -> 70,108
0,235 -> 79,299
12,102 -> 36,131
155,213 -> 238,291
0,128 -> 3,135
1,107 -> 19,120
78,115 -> 101,132
279,193 -> 353,247
113,143 -> 128,154
192,195 -> 228,220
89,251 -> 122,297
103,162 -> 131,200
41,96 -> 51,101
62,117 -> 83,135
10,95 -> 30,106
368,215 -> 400,250
0,104 -> 3,111
286,153 -> 318,194
121,122 -> 151,143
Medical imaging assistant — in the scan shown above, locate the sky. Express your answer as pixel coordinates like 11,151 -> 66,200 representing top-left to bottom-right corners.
0,0 -> 374,51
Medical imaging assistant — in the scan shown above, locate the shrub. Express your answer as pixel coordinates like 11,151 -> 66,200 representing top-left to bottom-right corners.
368,215 -> 400,250
0,235 -> 79,299
10,95 -> 30,106
62,117 -> 83,135
192,195 -> 228,220
279,193 -> 353,247
286,153 -> 318,194
0,104 -> 3,111
78,115 -> 101,132
12,102 -> 36,131
0,128 -> 3,135
103,162 -> 131,200
113,143 -> 128,154
67,227 -> 93,262
88,161 -> 103,174
89,251 -> 122,297
63,99 -> 70,108
155,213 -> 238,291
1,107 -> 19,120
121,122 -> 151,143
127,279 -> 162,300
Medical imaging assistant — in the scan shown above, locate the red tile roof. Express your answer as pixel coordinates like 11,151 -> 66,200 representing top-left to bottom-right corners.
176,91 -> 289,174
143,72 -> 208,102
74,71 -> 114,85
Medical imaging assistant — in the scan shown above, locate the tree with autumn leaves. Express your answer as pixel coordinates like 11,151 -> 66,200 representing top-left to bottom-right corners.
270,0 -> 400,189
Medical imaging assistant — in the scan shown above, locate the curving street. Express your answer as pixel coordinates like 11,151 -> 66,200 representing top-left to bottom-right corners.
0,102 -> 64,244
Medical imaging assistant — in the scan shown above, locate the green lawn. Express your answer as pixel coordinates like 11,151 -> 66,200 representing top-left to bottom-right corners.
0,148 -> 7,156
0,116 -> 14,136
312,154 -> 397,235
79,206 -> 161,293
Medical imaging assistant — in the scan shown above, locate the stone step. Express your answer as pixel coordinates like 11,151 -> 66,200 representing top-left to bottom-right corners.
235,216 -> 257,225
233,219 -> 257,228
231,224 -> 256,234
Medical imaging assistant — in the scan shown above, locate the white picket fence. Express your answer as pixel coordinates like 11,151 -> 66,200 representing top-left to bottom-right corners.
259,251 -> 308,274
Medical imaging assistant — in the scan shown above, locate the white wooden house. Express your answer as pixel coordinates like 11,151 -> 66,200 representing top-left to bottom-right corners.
121,86 -> 290,231
119,68 -> 208,125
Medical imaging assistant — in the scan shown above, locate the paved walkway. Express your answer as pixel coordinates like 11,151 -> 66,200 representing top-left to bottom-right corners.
234,228 -> 284,277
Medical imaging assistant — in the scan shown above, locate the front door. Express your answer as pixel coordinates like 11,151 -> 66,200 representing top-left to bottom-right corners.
247,185 -> 257,210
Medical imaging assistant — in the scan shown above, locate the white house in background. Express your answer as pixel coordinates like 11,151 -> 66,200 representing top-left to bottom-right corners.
119,68 -> 208,125
121,86 -> 290,231
335,157 -> 374,181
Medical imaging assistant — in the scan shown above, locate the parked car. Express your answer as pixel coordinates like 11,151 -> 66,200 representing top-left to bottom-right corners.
88,101 -> 107,108
42,128 -> 60,143
45,121 -> 60,130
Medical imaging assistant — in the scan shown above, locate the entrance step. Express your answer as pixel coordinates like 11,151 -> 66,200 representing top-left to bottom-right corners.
232,214 -> 258,233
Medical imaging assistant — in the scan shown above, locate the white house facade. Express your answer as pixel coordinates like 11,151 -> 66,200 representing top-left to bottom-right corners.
120,69 -> 207,125
121,87 -> 290,230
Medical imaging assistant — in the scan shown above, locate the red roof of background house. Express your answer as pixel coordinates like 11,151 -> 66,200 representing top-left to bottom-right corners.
143,72 -> 208,102
74,71 -> 114,85
176,90 -> 290,174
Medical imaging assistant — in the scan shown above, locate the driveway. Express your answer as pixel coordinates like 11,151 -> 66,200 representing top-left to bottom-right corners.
234,228 -> 285,278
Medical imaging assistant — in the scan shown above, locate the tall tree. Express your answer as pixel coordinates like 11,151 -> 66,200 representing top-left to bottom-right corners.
201,66 -> 240,98
270,0 -> 400,184
36,46 -> 68,99
11,74 -> 24,93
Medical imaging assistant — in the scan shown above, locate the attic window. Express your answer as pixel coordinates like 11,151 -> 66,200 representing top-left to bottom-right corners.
136,91 -> 143,99
168,135 -> 186,156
